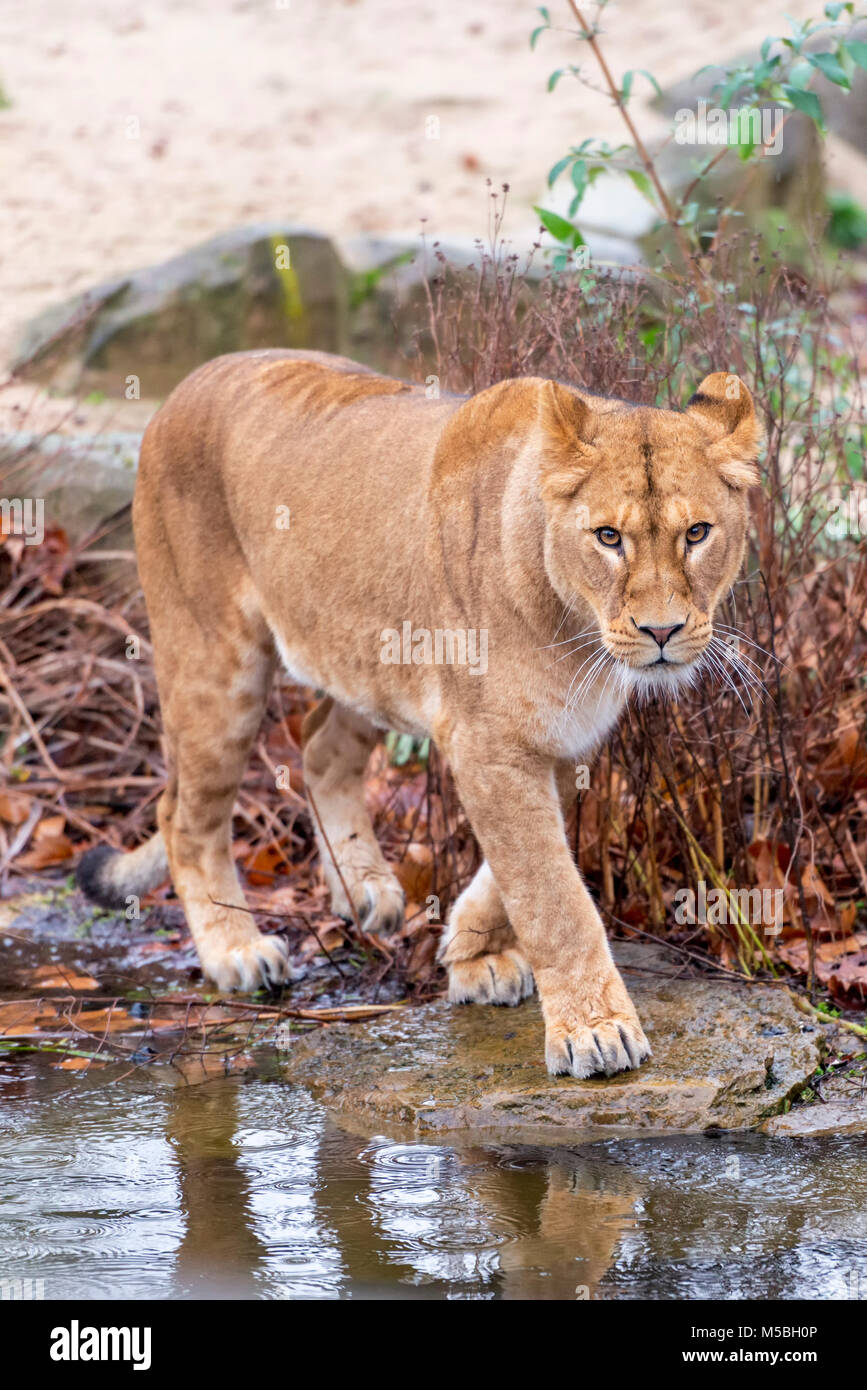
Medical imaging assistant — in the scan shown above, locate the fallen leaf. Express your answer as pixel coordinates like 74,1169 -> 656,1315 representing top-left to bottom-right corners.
20,963 -> 100,991
15,832 -> 74,869
244,840 -> 291,886
0,791 -> 32,825
0,1001 -> 46,1036
393,842 -> 433,903
171,1051 -> 256,1084
34,814 -> 66,841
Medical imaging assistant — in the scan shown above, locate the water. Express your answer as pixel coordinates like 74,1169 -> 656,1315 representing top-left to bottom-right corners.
1,1057 -> 865,1300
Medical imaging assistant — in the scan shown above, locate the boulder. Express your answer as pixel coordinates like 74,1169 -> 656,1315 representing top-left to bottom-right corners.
10,225 -> 350,399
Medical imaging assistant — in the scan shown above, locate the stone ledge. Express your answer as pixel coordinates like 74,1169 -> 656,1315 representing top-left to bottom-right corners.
280,942 -> 823,1139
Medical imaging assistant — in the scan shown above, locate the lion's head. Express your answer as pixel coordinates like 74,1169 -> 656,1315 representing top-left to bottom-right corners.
538,371 -> 761,696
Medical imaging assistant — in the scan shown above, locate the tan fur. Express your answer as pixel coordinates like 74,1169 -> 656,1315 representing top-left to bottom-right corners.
77,351 -> 759,1078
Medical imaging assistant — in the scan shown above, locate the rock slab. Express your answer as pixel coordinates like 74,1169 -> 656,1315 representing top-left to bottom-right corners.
281,943 -> 823,1138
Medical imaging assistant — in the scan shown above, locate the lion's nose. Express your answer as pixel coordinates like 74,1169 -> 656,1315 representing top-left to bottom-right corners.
638,622 -> 684,649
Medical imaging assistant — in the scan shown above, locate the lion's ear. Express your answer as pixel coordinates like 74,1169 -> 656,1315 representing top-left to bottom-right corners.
538,381 -> 599,499
686,372 -> 762,489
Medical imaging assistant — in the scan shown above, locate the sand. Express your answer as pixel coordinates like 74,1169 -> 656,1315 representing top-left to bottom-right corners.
0,0 -> 853,436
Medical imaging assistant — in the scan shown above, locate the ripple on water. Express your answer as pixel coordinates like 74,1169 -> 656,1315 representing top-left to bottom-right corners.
1,1062 -> 865,1299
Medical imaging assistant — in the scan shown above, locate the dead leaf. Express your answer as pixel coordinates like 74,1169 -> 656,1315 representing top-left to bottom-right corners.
34,814 -> 66,841
0,791 -> 32,825
393,843 -> 433,903
20,963 -> 99,991
15,831 -> 74,869
0,1001 -> 46,1036
244,840 -> 291,886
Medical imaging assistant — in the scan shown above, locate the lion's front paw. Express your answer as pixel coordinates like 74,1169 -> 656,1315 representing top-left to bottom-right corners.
198,920 -> 292,993
540,966 -> 651,1078
448,947 -> 535,1006
544,1014 -> 651,1079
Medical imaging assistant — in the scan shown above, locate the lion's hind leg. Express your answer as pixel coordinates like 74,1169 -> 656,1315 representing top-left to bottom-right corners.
301,699 -> 405,934
438,861 -> 535,1006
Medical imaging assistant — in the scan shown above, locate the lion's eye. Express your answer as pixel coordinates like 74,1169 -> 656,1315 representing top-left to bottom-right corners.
595,526 -> 622,548
686,522 -> 711,545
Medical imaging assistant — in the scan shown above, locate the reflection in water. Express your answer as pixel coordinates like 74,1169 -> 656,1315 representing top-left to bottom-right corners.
166,1082 -> 266,1297
0,1061 -> 865,1299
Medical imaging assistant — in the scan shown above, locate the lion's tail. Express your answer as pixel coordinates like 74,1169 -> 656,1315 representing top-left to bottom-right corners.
75,831 -> 169,910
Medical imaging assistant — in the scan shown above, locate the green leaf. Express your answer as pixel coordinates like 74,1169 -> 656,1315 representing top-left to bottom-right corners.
533,206 -> 585,249
807,50 -> 851,89
787,59 -> 814,90
753,55 -> 782,87
390,733 -> 417,767
570,157 -> 588,192
620,67 -> 661,102
782,84 -> 824,127
846,39 -> 867,71
636,67 -> 662,97
530,6 -> 551,48
547,68 -> 565,91
568,160 -> 588,218
547,154 -> 572,187
625,168 -> 656,206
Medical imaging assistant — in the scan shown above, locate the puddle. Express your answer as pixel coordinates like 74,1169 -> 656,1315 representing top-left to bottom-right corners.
1,1056 -> 865,1300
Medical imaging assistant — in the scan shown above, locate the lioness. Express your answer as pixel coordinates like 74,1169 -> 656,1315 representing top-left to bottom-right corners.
77,350 -> 759,1079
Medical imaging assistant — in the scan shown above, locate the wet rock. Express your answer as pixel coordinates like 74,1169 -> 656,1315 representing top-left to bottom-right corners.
10,225 -> 350,398
761,1096 -> 867,1137
280,942 -> 823,1138
760,1068 -> 867,1137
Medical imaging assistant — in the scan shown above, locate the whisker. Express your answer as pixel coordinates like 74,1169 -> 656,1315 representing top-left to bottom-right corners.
711,636 -> 768,697
548,635 -> 608,667
548,596 -> 578,645
713,624 -> 781,665
537,624 -> 596,653
557,644 -> 605,726
711,639 -> 766,708
713,638 -> 766,679
568,650 -> 612,713
703,643 -> 751,716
